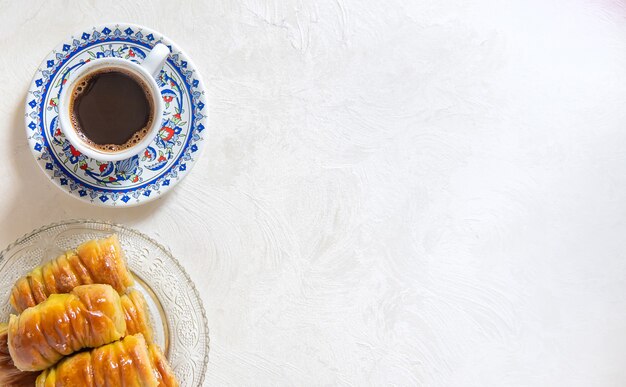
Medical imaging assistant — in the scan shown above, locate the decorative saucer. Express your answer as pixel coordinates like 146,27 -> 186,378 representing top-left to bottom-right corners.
25,24 -> 208,207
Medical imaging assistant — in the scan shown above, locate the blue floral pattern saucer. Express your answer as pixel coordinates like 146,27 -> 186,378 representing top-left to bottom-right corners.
25,24 -> 207,207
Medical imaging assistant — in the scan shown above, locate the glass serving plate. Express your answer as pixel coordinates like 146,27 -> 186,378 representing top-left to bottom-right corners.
0,219 -> 209,386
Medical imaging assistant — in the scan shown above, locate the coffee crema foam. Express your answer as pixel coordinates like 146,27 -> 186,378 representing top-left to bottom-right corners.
69,67 -> 155,153
73,125 -> 151,153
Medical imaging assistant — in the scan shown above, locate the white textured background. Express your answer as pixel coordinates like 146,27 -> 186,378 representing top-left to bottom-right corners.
1,0 -> 626,385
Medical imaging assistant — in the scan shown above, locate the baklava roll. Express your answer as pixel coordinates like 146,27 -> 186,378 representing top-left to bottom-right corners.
10,235 -> 134,312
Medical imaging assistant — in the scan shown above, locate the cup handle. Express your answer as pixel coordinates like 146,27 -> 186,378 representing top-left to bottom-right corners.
141,43 -> 170,77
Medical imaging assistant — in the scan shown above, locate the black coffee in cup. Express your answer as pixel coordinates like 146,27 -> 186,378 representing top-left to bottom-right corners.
70,67 -> 155,152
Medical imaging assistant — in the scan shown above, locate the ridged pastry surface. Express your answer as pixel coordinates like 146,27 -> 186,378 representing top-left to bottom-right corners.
10,235 -> 134,313
8,284 -> 126,371
121,290 -> 154,343
36,334 -> 159,387
148,343 -> 180,387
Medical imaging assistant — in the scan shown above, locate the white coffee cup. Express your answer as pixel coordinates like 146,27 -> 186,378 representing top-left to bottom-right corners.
58,43 -> 170,162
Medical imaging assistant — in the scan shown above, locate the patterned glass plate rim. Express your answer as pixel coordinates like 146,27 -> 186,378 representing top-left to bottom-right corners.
0,219 -> 209,386
25,23 -> 208,207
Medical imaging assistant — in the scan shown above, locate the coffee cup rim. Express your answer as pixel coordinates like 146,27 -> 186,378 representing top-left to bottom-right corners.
58,57 -> 164,162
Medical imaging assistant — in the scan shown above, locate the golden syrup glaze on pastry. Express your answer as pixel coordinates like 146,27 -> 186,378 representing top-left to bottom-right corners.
8,284 -> 126,372
36,334 -> 163,387
0,290 -> 157,385
10,235 -> 134,312
148,343 -> 180,387
121,289 -> 154,343
0,323 -> 39,386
